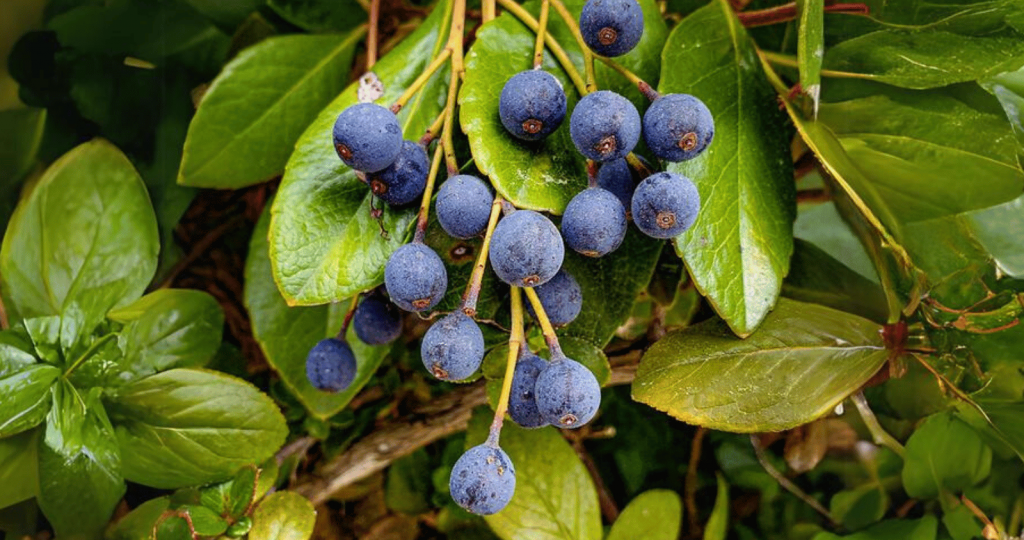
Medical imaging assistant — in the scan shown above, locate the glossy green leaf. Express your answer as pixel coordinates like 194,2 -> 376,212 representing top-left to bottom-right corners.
107,497 -> 171,540
250,491 -> 317,540
269,1 -> 452,306
184,505 -> 229,536
902,411 -> 992,499
267,0 -> 366,33
246,201 -> 388,419
106,368 -> 288,489
179,30 -> 365,188
823,31 -> 1024,89
0,429 -> 39,509
704,474 -> 729,540
229,466 -> 259,517
0,363 -> 59,437
633,299 -> 887,432
460,0 -> 667,213
796,0 -> 823,115
607,489 -> 683,540
37,382 -> 125,540
664,0 -> 796,337
0,139 -> 159,333
830,485 -> 888,531
818,94 -> 1024,222
559,229 -> 662,347
0,329 -> 38,377
812,516 -> 938,540
982,65 -> 1024,147
968,194 -> 1024,278
783,239 -> 888,324
106,289 -> 224,384
466,409 -> 601,540
794,202 -> 878,282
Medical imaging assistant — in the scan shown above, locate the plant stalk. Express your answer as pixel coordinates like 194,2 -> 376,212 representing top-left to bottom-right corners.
461,195 -> 506,316
494,0 -> 588,95
487,286 -> 525,446
523,286 -> 563,358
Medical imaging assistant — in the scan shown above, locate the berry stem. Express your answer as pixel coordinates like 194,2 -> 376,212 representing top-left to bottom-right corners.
625,153 -> 652,178
523,286 -> 564,358
486,286 -> 525,446
460,195 -> 506,317
367,0 -> 380,69
533,0 -> 551,69
414,143 -> 446,243
494,0 -> 588,95
482,0 -> 495,22
420,109 -> 447,146
595,56 -> 659,101
441,0 -> 467,176
586,160 -> 598,188
390,48 -> 453,113
337,295 -> 361,338
761,50 -> 860,79
549,0 -> 597,93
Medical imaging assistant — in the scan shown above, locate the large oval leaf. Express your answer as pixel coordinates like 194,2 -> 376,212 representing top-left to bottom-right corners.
246,200 -> 388,419
460,0 -> 667,213
105,368 -> 288,489
0,364 -> 59,438
179,29 -> 366,188
632,298 -> 887,432
0,139 -> 159,332
269,0 -> 452,305
250,491 -> 317,540
606,489 -> 683,540
466,409 -> 601,540
664,0 -> 796,337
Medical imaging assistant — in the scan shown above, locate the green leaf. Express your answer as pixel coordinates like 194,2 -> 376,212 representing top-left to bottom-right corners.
460,0 -> 667,213
0,363 -> 59,437
822,31 -> 1024,89
968,195 -> 1024,279
106,368 -> 288,489
818,94 -> 1024,222
0,107 -> 45,227
796,0 -> 823,115
704,474 -> 729,540
269,0 -> 451,306
267,0 -> 366,33
794,202 -> 878,282
783,239 -> 888,324
179,30 -> 365,188
37,382 -> 125,540
812,516 -> 938,540
466,408 -> 601,540
250,491 -> 317,540
0,328 -> 38,377
559,229 -> 662,347
663,0 -> 796,337
106,289 -> 224,384
981,65 -> 1024,147
557,336 -> 611,387
107,497 -> 171,540
184,505 -> 229,536
0,139 -> 159,333
633,299 -> 887,432
902,411 -> 992,499
229,466 -> 259,517
830,485 -> 888,531
246,200 -> 389,419
606,489 -> 683,540
385,449 -> 433,515
181,0 -> 263,28
0,429 -> 39,509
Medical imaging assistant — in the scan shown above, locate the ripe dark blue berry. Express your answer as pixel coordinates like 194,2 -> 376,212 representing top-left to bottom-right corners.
562,187 -> 627,257
508,354 -> 548,428
420,312 -> 485,381
534,357 -> 601,429
353,295 -> 402,345
368,141 -> 429,205
569,91 -> 641,162
631,171 -> 701,239
436,175 -> 494,239
385,243 -> 448,312
450,444 -> 516,515
332,102 -> 403,173
596,158 -> 636,210
305,338 -> 357,392
642,94 -> 715,162
488,210 -> 565,287
499,70 -> 567,141
580,0 -> 644,57
525,270 -> 582,327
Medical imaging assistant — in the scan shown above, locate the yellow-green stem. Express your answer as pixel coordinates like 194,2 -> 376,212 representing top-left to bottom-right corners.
461,195 -> 506,316
420,108 -> 447,145
338,294 -> 361,337
523,286 -> 563,358
483,0 -> 495,22
761,50 -> 861,80
596,56 -> 659,101
391,49 -> 453,113
549,0 -> 596,92
487,286 -> 525,446
414,143 -> 446,243
625,153 -> 651,177
494,0 -> 588,95
851,392 -> 905,458
441,0 -> 467,175
533,0 -> 551,68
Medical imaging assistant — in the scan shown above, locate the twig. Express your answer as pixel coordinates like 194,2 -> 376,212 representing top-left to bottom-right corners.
367,0 -> 380,69
685,427 -> 706,538
158,215 -> 244,289
0,296 -> 8,330
850,392 -> 905,458
750,434 -> 837,526
567,430 -> 619,522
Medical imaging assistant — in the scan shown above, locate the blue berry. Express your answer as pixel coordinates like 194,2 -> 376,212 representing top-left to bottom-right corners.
353,294 -> 402,345
436,175 -> 494,239
368,141 -> 429,206
305,338 -> 357,392
499,70 -> 567,141
385,242 -> 448,312
535,357 -> 601,429
488,210 -> 564,287
562,187 -> 627,257
595,158 -> 636,210
508,354 -> 548,428
569,91 -> 640,162
332,102 -> 403,173
449,444 -> 516,515
642,94 -> 714,162
525,269 -> 582,327
580,0 -> 644,57
631,171 -> 701,239
420,312 -> 485,381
